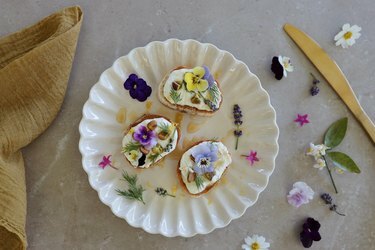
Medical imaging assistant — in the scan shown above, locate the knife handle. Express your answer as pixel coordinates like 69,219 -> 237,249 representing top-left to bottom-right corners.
347,94 -> 375,143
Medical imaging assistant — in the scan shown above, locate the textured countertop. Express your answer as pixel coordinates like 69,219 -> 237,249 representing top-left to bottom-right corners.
1,0 -> 374,249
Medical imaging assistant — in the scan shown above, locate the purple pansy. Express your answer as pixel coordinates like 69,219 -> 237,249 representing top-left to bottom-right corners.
124,74 -> 152,102
300,217 -> 321,248
133,125 -> 157,150
191,143 -> 218,175
202,65 -> 215,87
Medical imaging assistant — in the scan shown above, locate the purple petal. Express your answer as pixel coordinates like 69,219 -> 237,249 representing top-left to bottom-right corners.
271,56 -> 284,80
310,231 -> 321,241
124,74 -> 138,90
307,218 -> 320,231
205,164 -> 214,173
193,166 -> 203,175
300,230 -> 313,248
136,91 -> 148,102
203,65 -> 215,87
129,89 -> 139,99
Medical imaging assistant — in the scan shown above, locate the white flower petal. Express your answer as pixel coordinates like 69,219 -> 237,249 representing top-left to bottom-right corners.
335,37 -> 345,47
351,25 -> 362,33
342,23 -> 351,31
347,39 -> 356,46
242,244 -> 251,250
352,32 -> 361,39
334,30 -> 345,41
244,236 -> 254,245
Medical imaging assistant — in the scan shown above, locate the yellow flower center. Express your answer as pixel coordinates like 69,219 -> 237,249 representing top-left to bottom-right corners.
142,135 -> 147,139
251,242 -> 260,250
344,31 -> 352,40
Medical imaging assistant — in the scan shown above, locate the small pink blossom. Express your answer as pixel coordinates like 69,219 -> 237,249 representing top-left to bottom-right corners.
294,114 -> 310,127
287,182 -> 314,208
99,155 -> 118,170
242,150 -> 260,166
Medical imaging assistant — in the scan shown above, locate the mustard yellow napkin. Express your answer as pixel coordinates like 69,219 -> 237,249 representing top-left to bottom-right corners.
0,6 -> 83,249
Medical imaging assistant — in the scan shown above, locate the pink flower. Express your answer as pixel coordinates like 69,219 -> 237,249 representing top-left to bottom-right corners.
99,155 -> 118,170
242,150 -> 260,166
294,114 -> 310,127
287,182 -> 314,208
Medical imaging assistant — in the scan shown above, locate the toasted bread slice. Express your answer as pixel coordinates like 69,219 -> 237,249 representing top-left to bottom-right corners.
158,66 -> 223,116
177,140 -> 231,196
122,114 -> 180,169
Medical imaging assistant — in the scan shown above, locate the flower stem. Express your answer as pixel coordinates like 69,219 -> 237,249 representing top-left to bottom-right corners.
167,193 -> 176,198
323,156 -> 338,194
334,210 -> 346,216
235,137 -> 239,150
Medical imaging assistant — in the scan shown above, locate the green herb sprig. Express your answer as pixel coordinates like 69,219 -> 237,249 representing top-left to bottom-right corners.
170,88 -> 182,103
116,171 -> 146,204
148,153 -> 161,164
122,141 -> 141,153
207,84 -> 220,104
194,175 -> 205,189
158,122 -> 171,135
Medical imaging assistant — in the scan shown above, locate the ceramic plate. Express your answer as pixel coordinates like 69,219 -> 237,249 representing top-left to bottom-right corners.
79,39 -> 279,237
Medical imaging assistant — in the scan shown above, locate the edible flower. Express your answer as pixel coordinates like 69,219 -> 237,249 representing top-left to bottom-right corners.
242,234 -> 270,250
124,74 -> 152,102
98,155 -> 118,170
241,150 -> 259,166
202,65 -> 215,87
184,66 -> 209,92
294,114 -> 310,127
306,143 -> 329,160
287,181 -> 314,208
191,143 -> 218,175
133,125 -> 157,150
300,217 -> 321,248
334,23 -> 361,48
271,55 -> 294,80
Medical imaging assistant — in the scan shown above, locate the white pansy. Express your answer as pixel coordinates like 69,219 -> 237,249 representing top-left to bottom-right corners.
242,234 -> 270,250
313,158 -> 326,170
334,23 -> 361,48
278,55 -> 294,77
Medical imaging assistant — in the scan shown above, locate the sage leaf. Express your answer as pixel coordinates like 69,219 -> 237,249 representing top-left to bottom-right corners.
327,151 -> 361,174
324,117 -> 348,148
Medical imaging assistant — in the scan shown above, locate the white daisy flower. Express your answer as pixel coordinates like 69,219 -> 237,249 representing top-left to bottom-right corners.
242,234 -> 270,250
313,158 -> 326,170
334,23 -> 361,48
278,55 -> 294,77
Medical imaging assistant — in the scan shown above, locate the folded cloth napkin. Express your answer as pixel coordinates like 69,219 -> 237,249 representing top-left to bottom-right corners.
0,6 -> 83,249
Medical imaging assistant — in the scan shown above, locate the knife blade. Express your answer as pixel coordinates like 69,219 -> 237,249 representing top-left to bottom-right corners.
284,23 -> 375,144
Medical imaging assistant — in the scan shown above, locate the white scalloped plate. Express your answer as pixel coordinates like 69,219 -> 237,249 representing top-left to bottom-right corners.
79,39 -> 279,237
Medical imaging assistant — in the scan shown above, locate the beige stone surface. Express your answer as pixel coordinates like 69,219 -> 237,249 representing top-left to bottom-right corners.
1,0 -> 374,249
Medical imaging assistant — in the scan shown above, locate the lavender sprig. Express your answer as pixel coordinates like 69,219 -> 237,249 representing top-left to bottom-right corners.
233,104 -> 243,150
155,187 -> 175,197
321,193 -> 345,216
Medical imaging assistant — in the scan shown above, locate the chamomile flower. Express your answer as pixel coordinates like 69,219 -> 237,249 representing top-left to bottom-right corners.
242,234 -> 270,250
334,23 -> 361,48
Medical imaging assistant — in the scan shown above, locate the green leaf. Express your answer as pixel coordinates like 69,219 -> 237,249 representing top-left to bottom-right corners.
194,175 -> 205,189
327,151 -> 361,173
324,117 -> 348,148
122,141 -> 141,153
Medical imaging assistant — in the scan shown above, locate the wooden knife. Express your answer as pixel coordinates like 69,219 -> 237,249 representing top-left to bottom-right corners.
284,23 -> 375,143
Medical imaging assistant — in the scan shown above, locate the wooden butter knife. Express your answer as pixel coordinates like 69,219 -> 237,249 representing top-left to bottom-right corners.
284,23 -> 375,143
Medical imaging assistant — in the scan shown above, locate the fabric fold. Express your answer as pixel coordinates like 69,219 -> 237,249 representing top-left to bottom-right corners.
0,6 -> 83,249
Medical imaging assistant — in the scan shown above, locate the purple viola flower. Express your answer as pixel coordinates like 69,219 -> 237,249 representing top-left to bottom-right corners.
202,65 -> 215,87
300,217 -> 321,248
191,143 -> 218,175
133,125 -> 157,150
124,74 -> 152,102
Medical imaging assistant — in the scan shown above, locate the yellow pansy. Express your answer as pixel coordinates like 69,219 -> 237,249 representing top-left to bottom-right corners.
184,66 -> 209,92
129,150 -> 138,161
